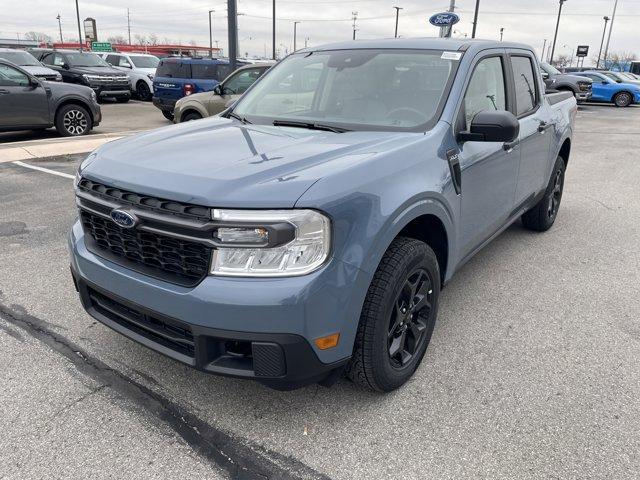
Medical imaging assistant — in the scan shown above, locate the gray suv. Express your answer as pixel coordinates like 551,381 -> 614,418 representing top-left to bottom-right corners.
540,62 -> 592,102
0,60 -> 101,136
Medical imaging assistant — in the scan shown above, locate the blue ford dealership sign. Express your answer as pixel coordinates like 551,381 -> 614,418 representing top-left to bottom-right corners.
429,12 -> 460,27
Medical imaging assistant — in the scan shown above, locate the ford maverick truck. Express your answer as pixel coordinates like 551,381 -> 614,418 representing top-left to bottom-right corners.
70,38 -> 576,392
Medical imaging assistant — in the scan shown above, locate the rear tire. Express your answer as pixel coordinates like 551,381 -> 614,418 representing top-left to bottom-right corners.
182,112 -> 202,122
613,92 -> 632,107
136,81 -> 152,101
55,104 -> 92,137
522,156 -> 565,231
346,237 -> 440,392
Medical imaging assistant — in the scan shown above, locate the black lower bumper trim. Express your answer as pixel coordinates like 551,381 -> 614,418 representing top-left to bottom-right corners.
72,267 -> 348,390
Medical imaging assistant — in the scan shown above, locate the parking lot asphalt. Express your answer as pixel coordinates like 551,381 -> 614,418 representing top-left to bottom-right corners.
1,104 -> 639,479
0,99 -> 170,145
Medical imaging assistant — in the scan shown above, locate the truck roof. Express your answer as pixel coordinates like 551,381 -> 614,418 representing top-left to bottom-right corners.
301,37 -> 533,55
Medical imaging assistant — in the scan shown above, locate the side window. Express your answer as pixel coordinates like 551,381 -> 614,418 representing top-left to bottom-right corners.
41,52 -> 55,66
52,54 -> 66,67
511,56 -> 538,116
224,68 -> 263,95
0,64 -> 30,86
462,56 -> 507,129
105,55 -> 119,65
118,56 -> 132,68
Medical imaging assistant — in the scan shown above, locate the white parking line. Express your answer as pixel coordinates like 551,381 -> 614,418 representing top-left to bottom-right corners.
12,161 -> 75,180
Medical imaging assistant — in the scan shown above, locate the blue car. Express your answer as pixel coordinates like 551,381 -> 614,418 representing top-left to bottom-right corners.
579,70 -> 640,107
152,57 -> 244,120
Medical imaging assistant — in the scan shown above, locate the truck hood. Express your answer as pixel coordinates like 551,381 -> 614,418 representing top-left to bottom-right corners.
553,73 -> 592,83
21,65 -> 59,77
70,66 -> 127,76
83,117 -> 413,208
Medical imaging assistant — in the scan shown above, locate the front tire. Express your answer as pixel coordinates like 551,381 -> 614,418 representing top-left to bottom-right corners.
346,237 -> 440,392
55,104 -> 92,137
613,92 -> 632,107
182,112 -> 203,122
522,156 -> 565,231
136,81 -> 152,101
161,110 -> 174,121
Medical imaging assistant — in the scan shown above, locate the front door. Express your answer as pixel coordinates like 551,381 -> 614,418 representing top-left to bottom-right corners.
455,53 -> 520,257
0,63 -> 49,128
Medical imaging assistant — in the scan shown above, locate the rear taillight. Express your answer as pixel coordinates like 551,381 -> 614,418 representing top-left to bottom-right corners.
183,83 -> 194,96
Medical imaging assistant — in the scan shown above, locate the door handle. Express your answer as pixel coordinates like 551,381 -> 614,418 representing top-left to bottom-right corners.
503,140 -> 519,152
538,121 -> 554,133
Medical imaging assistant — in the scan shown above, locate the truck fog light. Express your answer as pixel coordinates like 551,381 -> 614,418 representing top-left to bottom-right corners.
314,333 -> 340,350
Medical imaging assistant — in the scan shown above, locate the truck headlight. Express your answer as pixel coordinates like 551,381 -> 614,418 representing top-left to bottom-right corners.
210,209 -> 331,277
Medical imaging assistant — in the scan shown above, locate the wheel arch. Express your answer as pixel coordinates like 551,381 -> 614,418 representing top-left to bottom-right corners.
558,137 -> 571,167
397,214 -> 449,286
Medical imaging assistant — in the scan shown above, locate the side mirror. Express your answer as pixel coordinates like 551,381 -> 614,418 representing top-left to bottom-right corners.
602,80 -> 608,84
541,71 -> 549,80
29,77 -> 41,88
458,110 -> 519,144
213,84 -> 222,95
62,63 -> 70,70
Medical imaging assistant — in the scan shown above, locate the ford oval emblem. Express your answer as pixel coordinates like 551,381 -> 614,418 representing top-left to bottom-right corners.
110,209 -> 137,229
429,12 -> 460,27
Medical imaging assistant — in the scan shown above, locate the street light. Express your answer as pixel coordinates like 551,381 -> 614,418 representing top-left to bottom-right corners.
293,21 -> 300,51
471,0 -> 480,39
499,27 -> 504,41
596,16 -> 610,69
393,6 -> 403,38
56,14 -> 63,43
74,0 -> 83,51
549,0 -> 567,65
208,10 -> 215,58
602,0 -> 618,69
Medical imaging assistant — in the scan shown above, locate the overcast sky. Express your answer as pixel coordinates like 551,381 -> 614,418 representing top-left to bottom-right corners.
1,0 -> 639,60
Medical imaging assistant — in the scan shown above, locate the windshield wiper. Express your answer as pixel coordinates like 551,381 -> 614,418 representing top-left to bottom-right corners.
227,111 -> 251,124
272,120 -> 350,133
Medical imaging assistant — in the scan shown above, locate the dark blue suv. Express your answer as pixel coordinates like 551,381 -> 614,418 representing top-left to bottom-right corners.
152,57 -> 243,120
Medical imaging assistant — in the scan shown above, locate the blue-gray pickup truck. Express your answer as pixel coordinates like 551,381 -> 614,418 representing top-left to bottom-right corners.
70,38 -> 576,392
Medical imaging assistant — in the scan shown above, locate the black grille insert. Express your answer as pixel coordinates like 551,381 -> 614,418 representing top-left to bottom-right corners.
81,210 -> 211,286
78,178 -> 210,220
88,287 -> 195,357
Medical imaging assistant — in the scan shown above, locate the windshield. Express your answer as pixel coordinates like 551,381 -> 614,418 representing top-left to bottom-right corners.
541,63 -> 560,75
604,72 -> 622,82
130,55 -> 159,68
66,53 -> 110,67
232,49 -> 460,131
0,51 -> 41,66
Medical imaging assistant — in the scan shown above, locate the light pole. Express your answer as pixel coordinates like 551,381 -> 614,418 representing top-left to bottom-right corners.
541,39 -> 547,62
293,21 -> 300,51
75,0 -> 83,51
499,27 -> 504,41
352,11 -> 358,40
227,0 -> 238,70
549,0 -> 567,65
56,14 -> 63,43
602,0 -> 618,69
393,6 -> 403,38
208,10 -> 215,58
596,16 -> 610,69
272,0 -> 276,60
471,0 -> 480,38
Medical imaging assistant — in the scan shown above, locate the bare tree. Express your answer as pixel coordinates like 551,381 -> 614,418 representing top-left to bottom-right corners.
24,31 -> 52,43
148,33 -> 158,46
134,34 -> 148,46
107,35 -> 128,44
552,54 -> 571,69
188,39 -> 197,46
605,51 -> 638,70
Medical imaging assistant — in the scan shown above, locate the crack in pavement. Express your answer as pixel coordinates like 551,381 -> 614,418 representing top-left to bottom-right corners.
0,302 -> 332,480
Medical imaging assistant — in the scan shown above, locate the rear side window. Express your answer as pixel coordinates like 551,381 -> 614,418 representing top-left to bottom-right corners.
156,60 -> 190,78
463,56 -> 507,129
511,56 -> 539,116
191,63 -> 231,80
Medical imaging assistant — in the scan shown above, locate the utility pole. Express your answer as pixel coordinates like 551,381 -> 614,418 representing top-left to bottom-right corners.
499,27 -> 504,41
443,0 -> 456,38
352,11 -> 358,40
541,39 -> 547,62
471,0 -> 480,38
596,15 -> 610,69
293,21 -> 300,51
208,10 -> 215,58
393,7 -> 403,38
227,0 -> 238,70
56,14 -> 63,43
272,0 -> 276,60
602,0 -> 618,69
75,0 -> 83,51
549,0 -> 567,65
127,8 -> 131,45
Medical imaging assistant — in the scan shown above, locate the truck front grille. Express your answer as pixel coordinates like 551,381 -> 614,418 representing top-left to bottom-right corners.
578,81 -> 592,92
80,210 -> 211,286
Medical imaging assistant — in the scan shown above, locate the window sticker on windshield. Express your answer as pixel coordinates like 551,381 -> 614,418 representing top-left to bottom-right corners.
441,51 -> 463,61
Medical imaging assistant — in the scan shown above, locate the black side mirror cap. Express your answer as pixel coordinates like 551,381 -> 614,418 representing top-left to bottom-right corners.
62,63 -> 70,70
457,110 -> 520,144
213,84 -> 222,95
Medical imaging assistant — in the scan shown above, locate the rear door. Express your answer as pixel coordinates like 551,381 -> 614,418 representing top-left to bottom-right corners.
455,51 -> 520,257
0,63 -> 49,128
153,59 -> 190,101
507,52 -> 553,204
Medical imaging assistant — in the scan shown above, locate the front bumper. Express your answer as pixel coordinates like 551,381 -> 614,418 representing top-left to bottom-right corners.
88,84 -> 131,98
575,91 -> 592,101
152,96 -> 177,113
69,220 -> 370,389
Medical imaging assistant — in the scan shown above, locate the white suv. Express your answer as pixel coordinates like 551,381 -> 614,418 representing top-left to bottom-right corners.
101,52 -> 159,101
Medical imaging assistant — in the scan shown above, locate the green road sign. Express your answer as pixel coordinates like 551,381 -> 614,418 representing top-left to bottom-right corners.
91,42 -> 112,52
